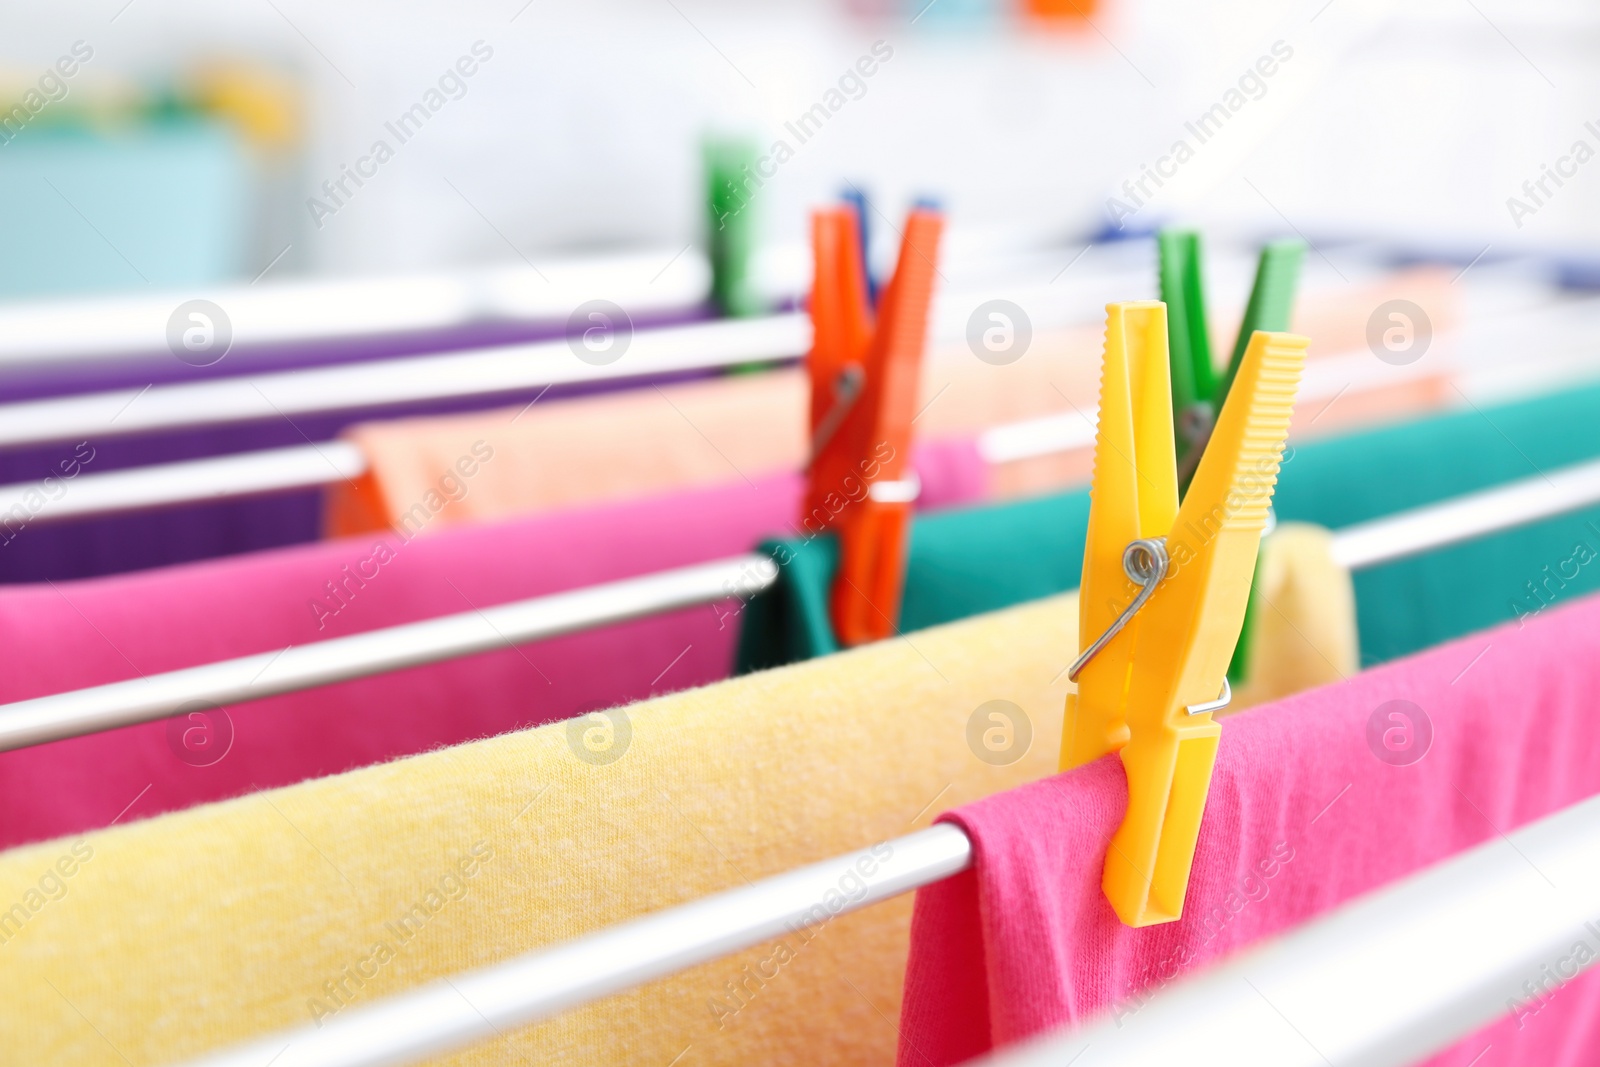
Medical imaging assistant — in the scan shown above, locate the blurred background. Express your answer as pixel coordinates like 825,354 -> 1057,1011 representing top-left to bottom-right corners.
0,0 -> 1592,298
0,0 -> 1594,589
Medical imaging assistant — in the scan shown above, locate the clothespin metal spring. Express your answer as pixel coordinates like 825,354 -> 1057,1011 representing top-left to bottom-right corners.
1067,537 -> 1168,683
1065,533 -> 1233,717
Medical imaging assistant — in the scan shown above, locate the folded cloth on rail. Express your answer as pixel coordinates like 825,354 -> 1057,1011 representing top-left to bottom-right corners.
735,511 -> 1353,711
896,591 -> 1600,1067
0,372 -> 710,585
0,456 -> 982,854
322,269 -> 1458,539
737,377 -> 1600,673
1231,521 -> 1359,711
0,588 -> 1084,1067
323,368 -> 996,537
735,491 -> 1092,672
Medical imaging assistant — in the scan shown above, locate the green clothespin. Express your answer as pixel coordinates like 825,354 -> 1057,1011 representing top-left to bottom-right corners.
704,135 -> 763,319
1158,231 -> 1215,479
1214,239 -> 1305,415
1159,232 -> 1305,685
1222,239 -> 1304,686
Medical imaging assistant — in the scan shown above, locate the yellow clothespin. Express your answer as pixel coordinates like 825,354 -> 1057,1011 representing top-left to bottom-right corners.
1061,301 -> 1306,927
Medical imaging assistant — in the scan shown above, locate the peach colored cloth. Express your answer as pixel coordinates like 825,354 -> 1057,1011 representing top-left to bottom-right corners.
326,372 -> 807,538
326,268 -> 1462,536
322,358 -> 1079,537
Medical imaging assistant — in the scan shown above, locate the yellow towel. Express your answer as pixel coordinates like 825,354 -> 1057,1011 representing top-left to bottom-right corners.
1231,522 -> 1360,712
0,593 -> 1080,1066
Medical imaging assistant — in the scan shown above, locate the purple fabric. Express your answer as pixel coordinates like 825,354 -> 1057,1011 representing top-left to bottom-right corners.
0,359 -> 800,584
0,442 -> 986,852
0,302 -> 715,581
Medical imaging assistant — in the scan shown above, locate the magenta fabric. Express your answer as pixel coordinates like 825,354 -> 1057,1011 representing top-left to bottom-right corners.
898,593 -> 1600,1067
0,437 -> 986,852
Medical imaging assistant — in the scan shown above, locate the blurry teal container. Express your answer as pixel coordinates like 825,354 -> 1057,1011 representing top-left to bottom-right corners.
0,119 -> 249,298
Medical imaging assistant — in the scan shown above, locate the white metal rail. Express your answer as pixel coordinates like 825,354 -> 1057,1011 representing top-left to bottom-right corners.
0,412 -> 1094,525
0,343 -> 1437,524
0,250 -> 710,369
0,554 -> 776,752
0,314 -> 809,449
168,779 -> 1600,1067
0,443 -> 369,524
3,454 -> 1599,753
175,825 -> 974,1067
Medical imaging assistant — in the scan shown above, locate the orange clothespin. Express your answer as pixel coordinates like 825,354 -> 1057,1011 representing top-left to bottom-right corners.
1061,301 -> 1306,926
803,202 -> 944,646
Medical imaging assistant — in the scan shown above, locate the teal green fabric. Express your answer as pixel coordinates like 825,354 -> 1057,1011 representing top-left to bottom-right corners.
734,493 -> 1092,673
1272,381 -> 1600,665
734,536 -> 843,673
735,380 -> 1600,674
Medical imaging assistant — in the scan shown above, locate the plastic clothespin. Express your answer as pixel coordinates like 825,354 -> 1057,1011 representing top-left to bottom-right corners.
840,186 -> 878,307
804,201 -> 944,647
1217,239 -> 1303,684
1214,239 -> 1305,424
1061,301 -> 1306,926
704,135 -> 763,318
1158,234 -> 1305,683
1158,231 -> 1215,477
1159,232 -> 1305,492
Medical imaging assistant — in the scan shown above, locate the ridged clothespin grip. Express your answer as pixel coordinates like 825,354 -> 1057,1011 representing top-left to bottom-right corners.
1062,299 -> 1306,927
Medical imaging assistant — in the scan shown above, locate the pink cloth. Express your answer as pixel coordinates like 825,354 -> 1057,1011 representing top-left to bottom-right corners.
0,439 -> 986,852
898,592 -> 1600,1067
